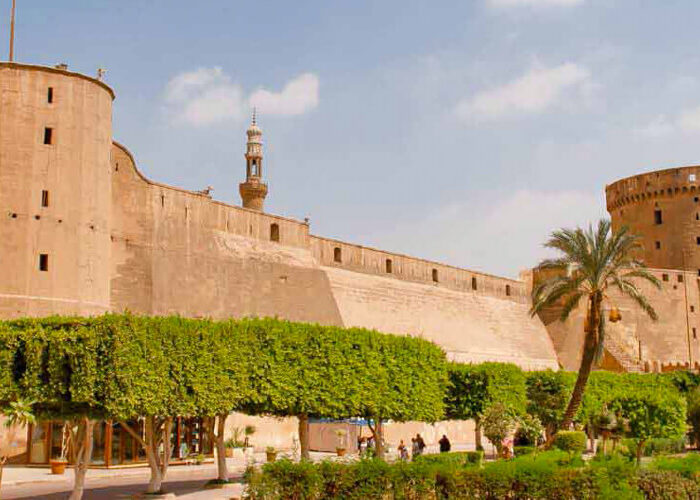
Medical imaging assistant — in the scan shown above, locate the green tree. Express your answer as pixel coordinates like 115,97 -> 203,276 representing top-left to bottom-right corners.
445,362 -> 526,450
611,390 -> 687,465
525,370 -> 575,441
0,399 -> 35,495
530,220 -> 660,436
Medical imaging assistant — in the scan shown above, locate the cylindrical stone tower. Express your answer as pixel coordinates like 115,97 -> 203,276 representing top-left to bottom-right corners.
606,166 -> 700,272
0,62 -> 114,318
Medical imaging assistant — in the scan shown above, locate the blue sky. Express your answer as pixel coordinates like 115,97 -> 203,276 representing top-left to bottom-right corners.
10,0 -> 700,276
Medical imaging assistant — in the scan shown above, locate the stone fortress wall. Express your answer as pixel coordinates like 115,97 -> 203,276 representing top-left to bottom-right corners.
539,166 -> 700,373
5,62 -> 700,455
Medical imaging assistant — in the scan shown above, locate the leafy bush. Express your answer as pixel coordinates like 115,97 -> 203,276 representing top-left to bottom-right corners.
619,437 -> 685,458
636,470 -> 700,499
414,450 -> 483,467
514,445 -> 536,456
554,431 -> 587,454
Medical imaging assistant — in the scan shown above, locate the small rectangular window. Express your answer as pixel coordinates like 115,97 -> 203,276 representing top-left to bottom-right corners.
270,223 -> 280,242
654,209 -> 663,225
679,274 -> 684,283
662,273 -> 669,282
691,306 -> 695,313
385,259 -> 392,274
694,327 -> 697,340
655,241 -> 661,249
39,254 -> 49,272
505,284 -> 511,296
47,87 -> 54,103
432,269 -> 439,283
41,190 -> 49,207
43,127 -> 53,145
334,247 -> 342,263
471,277 -> 477,290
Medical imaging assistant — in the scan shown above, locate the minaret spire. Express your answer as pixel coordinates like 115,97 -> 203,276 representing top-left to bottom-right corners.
239,111 -> 268,211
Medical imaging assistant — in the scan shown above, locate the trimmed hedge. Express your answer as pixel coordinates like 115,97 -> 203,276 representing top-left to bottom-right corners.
553,431 -> 587,454
244,451 -> 700,499
414,451 -> 484,467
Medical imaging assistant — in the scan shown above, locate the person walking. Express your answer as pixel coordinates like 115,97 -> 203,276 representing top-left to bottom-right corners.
411,437 -> 419,459
415,434 -> 426,456
439,434 -> 451,453
398,440 -> 409,461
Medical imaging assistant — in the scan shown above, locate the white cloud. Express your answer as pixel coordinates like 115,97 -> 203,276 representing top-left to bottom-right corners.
164,68 -> 319,126
634,105 -> 700,139
380,189 -> 605,277
634,115 -> 674,139
678,105 -> 700,132
488,0 -> 583,7
455,63 -> 591,122
249,73 -> 319,116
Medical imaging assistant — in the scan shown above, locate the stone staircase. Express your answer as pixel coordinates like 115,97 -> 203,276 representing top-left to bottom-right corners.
604,334 -> 645,373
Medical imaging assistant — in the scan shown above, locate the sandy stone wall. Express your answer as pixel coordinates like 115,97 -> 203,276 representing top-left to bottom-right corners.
0,63 -> 113,318
539,268 -> 700,372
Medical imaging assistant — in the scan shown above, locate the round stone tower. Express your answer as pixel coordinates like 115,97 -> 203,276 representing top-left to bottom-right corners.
606,165 -> 700,272
0,62 -> 114,318
239,110 -> 268,211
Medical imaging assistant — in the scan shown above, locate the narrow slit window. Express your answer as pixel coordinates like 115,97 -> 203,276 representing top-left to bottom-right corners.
334,247 -> 342,263
505,284 -> 511,296
385,259 -> 392,274
270,223 -> 280,242
41,190 -> 49,207
47,87 -> 54,103
43,127 -> 53,145
471,277 -> 477,290
694,327 -> 697,340
432,269 -> 439,283
654,209 -> 662,225
39,254 -> 49,272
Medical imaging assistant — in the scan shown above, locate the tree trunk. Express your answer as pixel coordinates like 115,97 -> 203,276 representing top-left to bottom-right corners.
368,418 -> 385,460
636,440 -> 644,466
0,456 -> 6,494
68,417 -> 94,500
474,418 -> 483,451
214,413 -> 229,482
299,414 -> 310,461
557,292 -> 602,436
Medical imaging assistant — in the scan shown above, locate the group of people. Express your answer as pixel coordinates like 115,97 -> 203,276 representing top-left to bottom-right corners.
397,434 -> 451,461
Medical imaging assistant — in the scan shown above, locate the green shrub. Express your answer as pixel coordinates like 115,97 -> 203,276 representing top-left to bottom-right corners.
619,437 -> 686,458
243,450 -> 700,500
414,450 -> 482,468
514,445 -> 536,456
554,431 -> 587,454
636,470 -> 700,499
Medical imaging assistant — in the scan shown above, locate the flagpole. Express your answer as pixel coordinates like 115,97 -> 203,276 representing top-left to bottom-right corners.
9,0 -> 16,61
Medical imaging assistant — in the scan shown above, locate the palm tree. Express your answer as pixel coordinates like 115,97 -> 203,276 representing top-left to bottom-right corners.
0,400 -> 35,493
530,219 -> 660,434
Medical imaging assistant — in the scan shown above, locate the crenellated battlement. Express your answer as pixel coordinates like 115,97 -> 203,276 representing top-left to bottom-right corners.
606,165 -> 700,211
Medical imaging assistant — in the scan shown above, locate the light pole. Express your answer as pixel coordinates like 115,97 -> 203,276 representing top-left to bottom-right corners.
9,0 -> 16,61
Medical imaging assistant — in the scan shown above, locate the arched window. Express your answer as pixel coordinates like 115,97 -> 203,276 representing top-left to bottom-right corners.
505,284 -> 511,296
270,223 -> 280,242
334,247 -> 342,263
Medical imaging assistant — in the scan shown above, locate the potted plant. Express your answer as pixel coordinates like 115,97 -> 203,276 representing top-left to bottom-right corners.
244,425 -> 256,448
226,427 -> 246,459
265,446 -> 277,462
49,423 -> 70,475
335,429 -> 348,457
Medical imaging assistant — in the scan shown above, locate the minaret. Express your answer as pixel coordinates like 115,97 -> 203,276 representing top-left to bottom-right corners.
239,109 -> 268,211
